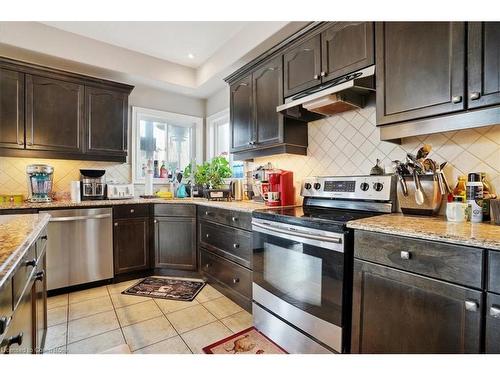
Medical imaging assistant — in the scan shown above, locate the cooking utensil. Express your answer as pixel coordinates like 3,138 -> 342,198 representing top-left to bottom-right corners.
392,160 -> 408,197
413,169 -> 425,205
416,144 -> 432,161
370,159 -> 384,175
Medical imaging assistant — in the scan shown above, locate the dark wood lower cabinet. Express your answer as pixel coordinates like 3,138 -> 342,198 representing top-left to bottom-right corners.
1,284 -> 33,354
486,292 -> 500,353
34,253 -> 47,353
351,259 -> 483,354
113,217 -> 150,274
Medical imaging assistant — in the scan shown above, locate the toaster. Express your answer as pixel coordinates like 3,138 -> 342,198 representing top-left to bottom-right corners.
107,184 -> 135,200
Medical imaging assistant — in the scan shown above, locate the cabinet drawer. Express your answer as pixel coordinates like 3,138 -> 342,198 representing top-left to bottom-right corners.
0,280 -> 12,336
486,292 -> 500,353
198,206 -> 251,231
488,251 -> 500,294
12,244 -> 37,310
113,204 -> 149,219
154,204 -> 195,217
200,249 -> 252,299
354,230 -> 484,289
199,220 -> 252,268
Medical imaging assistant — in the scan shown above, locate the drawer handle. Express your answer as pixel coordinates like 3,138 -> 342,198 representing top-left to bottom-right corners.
452,95 -> 462,104
232,277 -> 240,284
470,92 -> 480,100
400,251 -> 411,260
490,306 -> 500,319
154,219 -> 158,224
465,300 -> 478,312
35,270 -> 44,282
114,222 -> 118,227
130,209 -> 135,213
24,259 -> 37,268
233,243 -> 240,249
231,217 -> 238,222
0,316 -> 8,335
205,211 -> 209,216
2,332 -> 23,352
40,235 -> 48,240
204,263 -> 211,269
205,233 -> 210,238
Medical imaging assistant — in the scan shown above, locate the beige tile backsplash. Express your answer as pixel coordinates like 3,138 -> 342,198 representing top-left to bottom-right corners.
1,103 -> 499,203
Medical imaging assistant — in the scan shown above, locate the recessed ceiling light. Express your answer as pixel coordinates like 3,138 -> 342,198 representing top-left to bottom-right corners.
188,53 -> 194,59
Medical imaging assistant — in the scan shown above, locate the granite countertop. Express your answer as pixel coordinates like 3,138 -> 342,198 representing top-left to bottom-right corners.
0,213 -> 50,288
347,213 -> 500,251
0,197 -> 269,213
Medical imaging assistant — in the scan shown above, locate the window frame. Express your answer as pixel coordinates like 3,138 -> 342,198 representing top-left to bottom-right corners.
131,106 -> 203,184
206,108 -> 230,160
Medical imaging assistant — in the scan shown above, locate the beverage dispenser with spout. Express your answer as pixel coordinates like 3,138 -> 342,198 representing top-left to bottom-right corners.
26,164 -> 54,202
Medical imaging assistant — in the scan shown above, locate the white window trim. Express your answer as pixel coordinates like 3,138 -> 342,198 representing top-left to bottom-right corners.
131,106 -> 203,184
206,108 -> 230,160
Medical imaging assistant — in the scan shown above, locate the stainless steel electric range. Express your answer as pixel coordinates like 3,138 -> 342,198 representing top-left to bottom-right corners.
251,174 -> 397,354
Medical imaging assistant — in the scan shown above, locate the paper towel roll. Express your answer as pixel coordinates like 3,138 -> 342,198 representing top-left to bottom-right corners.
70,181 -> 81,203
144,162 -> 154,196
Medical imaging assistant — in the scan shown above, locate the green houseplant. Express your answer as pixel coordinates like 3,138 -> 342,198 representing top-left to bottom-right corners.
184,156 -> 232,189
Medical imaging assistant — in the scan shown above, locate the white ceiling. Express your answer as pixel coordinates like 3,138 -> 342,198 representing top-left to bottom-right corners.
41,21 -> 249,68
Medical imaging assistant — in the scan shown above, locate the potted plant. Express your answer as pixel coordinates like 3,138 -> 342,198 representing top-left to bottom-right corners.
183,156 -> 232,198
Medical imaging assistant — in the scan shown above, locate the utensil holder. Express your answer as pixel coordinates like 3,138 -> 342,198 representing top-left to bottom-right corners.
397,174 -> 444,215
491,199 -> 500,225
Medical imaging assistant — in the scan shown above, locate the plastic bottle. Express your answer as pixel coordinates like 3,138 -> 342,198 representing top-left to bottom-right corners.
452,175 -> 467,201
466,173 -> 483,223
160,161 -> 167,178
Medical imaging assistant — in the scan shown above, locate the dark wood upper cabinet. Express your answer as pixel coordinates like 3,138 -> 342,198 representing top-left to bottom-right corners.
351,259 -> 483,354
26,75 -> 84,153
0,68 -> 24,149
85,86 -> 128,157
468,22 -> 500,109
283,34 -> 321,98
155,217 -> 197,271
321,22 -> 374,83
113,217 -> 150,275
253,56 -> 283,146
230,75 -> 253,152
376,22 -> 466,125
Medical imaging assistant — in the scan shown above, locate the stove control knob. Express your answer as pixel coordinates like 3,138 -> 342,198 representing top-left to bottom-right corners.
360,182 -> 369,191
313,183 -> 321,190
373,182 -> 384,192
304,183 -> 312,190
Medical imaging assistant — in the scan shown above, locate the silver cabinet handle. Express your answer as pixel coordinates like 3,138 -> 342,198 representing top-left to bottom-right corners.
26,141 -> 33,146
232,277 -> 240,284
205,211 -> 209,216
465,300 -> 478,312
114,222 -> 118,227
313,74 -> 319,80
252,221 -> 342,244
490,306 -> 500,318
400,251 -> 411,260
231,217 -> 238,222
452,95 -> 462,103
320,71 -> 327,77
470,92 -> 480,100
49,213 -> 111,222
233,243 -> 240,249
154,219 -> 158,224
205,233 -> 209,238
130,208 -> 135,213
17,140 -> 24,146
239,83 -> 248,87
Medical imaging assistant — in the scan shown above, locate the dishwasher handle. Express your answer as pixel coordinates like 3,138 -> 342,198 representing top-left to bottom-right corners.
49,213 -> 112,222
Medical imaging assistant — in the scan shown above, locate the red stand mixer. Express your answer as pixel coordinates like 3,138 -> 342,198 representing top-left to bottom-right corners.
261,170 -> 295,207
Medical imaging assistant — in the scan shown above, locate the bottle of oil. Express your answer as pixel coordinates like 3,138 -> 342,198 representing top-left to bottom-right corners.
453,175 -> 467,201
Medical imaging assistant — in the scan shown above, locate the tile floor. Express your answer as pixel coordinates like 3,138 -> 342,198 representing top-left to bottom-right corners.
44,279 -> 253,354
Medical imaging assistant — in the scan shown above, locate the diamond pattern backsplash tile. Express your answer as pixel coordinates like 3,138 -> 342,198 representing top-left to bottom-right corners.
254,104 -> 500,203
0,157 -> 131,196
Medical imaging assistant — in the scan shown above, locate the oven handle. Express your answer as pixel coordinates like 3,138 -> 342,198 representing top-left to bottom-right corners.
252,221 -> 342,244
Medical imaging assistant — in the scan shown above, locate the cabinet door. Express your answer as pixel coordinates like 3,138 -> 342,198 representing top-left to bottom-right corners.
230,75 -> 254,152
321,22 -> 374,82
0,68 -> 24,149
26,75 -> 84,152
468,22 -> 500,108
486,292 -> 500,353
351,260 -> 483,354
376,22 -> 465,125
113,218 -> 150,274
85,86 -> 128,157
155,217 -> 196,270
34,253 -> 47,353
253,56 -> 283,146
283,34 -> 321,97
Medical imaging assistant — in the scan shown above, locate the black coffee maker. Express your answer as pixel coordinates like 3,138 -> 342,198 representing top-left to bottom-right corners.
80,169 -> 106,200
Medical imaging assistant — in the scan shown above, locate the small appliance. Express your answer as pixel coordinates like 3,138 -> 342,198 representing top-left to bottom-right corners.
80,169 -> 106,201
26,164 -> 54,202
107,183 -> 134,200
260,170 -> 295,207
252,174 -> 396,354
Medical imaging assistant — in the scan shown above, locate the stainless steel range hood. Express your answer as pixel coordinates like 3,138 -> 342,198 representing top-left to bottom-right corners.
277,65 -> 375,122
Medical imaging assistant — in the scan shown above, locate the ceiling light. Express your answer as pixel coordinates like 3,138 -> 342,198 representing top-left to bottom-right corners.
188,53 -> 194,59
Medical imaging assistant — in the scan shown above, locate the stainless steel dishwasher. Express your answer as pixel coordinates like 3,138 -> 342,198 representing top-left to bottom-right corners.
40,207 -> 114,291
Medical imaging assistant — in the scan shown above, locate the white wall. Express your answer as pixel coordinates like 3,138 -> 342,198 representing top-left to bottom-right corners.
205,87 -> 229,117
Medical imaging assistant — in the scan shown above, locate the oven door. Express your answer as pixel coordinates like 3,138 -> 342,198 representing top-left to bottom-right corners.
252,218 -> 345,351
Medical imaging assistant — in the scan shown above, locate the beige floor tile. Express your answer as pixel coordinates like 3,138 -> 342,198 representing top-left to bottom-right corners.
115,300 -> 162,327
122,316 -> 177,351
67,329 -> 125,354
110,293 -> 151,309
133,335 -> 191,354
47,294 -> 68,310
47,305 -> 68,327
68,295 -> 113,321
154,298 -> 199,314
69,286 -> 109,304
195,284 -> 223,303
67,310 -> 120,344
166,304 -> 217,334
44,323 -> 67,351
181,321 -> 232,354
221,310 -> 253,333
107,279 -> 143,295
202,296 -> 243,319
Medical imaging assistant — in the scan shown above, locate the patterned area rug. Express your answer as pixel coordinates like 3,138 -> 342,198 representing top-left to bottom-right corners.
203,327 -> 287,354
122,277 -> 205,301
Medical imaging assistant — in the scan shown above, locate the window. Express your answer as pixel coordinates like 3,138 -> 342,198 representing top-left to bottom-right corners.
132,107 -> 203,183
206,109 -> 230,159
